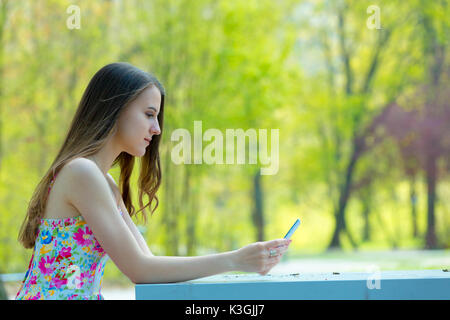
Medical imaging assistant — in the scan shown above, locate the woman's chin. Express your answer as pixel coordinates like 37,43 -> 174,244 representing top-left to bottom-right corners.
127,147 -> 146,157
140,146 -> 149,157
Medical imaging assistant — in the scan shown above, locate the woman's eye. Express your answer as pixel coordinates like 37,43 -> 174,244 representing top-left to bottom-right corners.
146,113 -> 154,118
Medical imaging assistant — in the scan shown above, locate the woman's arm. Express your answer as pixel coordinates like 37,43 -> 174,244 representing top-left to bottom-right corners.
131,239 -> 290,284
121,212 -> 154,257
107,173 -> 154,257
65,158 -> 290,284
132,250 -> 236,284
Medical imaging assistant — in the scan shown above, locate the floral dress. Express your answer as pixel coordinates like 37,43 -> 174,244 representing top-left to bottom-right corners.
15,172 -> 123,300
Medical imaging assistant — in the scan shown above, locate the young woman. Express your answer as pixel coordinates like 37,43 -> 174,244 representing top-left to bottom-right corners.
15,62 -> 291,300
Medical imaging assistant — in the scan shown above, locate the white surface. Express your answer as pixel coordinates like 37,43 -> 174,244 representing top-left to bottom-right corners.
102,287 -> 135,300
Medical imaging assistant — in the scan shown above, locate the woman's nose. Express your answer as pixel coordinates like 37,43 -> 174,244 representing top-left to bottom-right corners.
150,121 -> 161,135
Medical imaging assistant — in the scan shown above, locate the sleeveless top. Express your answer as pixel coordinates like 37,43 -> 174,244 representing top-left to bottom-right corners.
15,171 -> 124,300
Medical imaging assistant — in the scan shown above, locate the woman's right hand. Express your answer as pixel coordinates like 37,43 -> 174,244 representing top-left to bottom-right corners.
231,239 -> 292,275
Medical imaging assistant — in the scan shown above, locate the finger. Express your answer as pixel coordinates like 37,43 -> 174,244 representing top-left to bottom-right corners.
267,251 -> 284,266
265,240 -> 291,259
271,242 -> 291,255
274,242 -> 291,250
268,244 -> 290,257
273,241 -> 292,251
268,252 -> 279,259
266,238 -> 290,248
266,247 -> 283,259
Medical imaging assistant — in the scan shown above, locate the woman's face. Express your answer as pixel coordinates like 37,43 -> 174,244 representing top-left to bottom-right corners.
115,85 -> 162,157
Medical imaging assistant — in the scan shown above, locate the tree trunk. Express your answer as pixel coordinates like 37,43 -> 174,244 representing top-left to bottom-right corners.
252,168 -> 264,242
184,166 -> 198,256
362,197 -> 371,242
410,175 -> 419,238
329,209 -> 345,249
327,5 -> 390,250
420,0 -> 446,250
328,149 -> 359,249
425,156 -> 438,249
162,147 -> 179,256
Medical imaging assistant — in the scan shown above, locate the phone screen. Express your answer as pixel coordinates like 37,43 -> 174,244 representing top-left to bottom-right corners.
283,219 -> 301,240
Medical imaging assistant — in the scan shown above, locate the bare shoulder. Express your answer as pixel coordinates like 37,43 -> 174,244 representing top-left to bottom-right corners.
62,158 -> 114,209
54,158 -> 98,202
63,157 -> 107,187
65,157 -> 98,174
62,158 -> 100,185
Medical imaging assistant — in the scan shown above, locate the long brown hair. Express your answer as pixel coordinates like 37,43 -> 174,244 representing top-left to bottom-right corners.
18,62 -> 166,249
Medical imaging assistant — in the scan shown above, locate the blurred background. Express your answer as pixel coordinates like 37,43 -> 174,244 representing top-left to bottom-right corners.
0,0 -> 449,299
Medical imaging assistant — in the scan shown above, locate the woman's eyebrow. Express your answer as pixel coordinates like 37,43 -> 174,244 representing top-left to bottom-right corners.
146,106 -> 158,112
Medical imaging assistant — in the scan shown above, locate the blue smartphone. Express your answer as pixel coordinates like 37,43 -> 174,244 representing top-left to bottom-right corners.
283,219 -> 301,240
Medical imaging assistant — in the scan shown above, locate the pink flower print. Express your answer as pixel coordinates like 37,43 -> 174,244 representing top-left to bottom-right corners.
90,262 -> 99,277
29,275 -> 37,286
73,227 -> 93,246
51,275 -> 67,289
60,247 -> 72,258
56,247 -> 72,264
38,256 -> 55,275
93,241 -> 104,254
79,271 -> 91,287
90,262 -> 98,271
29,292 -> 42,300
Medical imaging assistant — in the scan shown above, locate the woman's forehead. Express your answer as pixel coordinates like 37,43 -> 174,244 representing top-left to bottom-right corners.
137,86 -> 161,109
